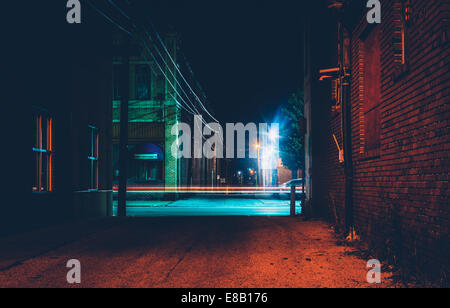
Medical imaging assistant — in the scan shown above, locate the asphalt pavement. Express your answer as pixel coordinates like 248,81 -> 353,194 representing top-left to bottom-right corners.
0,214 -> 400,288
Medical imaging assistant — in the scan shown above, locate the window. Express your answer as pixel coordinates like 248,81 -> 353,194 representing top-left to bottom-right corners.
32,110 -> 54,192
135,64 -> 152,100
88,126 -> 99,191
392,0 -> 411,80
400,0 -> 411,65
360,25 -> 382,158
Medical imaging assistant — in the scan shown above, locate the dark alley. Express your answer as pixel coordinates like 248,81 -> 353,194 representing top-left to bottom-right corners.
4,0 -> 449,293
0,217 -> 403,288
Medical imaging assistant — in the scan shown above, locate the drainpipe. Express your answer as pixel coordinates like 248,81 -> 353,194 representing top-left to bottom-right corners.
343,74 -> 353,234
338,21 -> 354,235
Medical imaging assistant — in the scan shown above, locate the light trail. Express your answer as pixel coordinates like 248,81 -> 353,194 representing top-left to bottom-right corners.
112,185 -> 303,195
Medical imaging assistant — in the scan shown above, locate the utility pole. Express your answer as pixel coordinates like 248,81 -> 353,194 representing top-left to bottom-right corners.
118,39 -> 130,217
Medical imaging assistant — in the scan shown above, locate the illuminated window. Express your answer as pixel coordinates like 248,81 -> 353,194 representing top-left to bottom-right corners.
88,126 -> 99,191
393,0 -> 410,68
32,110 -> 54,192
400,0 -> 410,65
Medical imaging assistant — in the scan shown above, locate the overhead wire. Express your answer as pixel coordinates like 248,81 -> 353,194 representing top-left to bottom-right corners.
90,0 -> 222,143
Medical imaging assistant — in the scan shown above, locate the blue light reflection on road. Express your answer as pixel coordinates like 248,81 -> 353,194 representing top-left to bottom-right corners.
113,197 -> 302,217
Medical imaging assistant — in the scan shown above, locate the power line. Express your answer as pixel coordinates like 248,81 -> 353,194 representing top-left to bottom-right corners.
86,0 -> 132,35
147,22 -> 220,124
133,20 -> 223,140
107,0 -> 222,139
90,0 -> 222,142
107,0 -> 206,120
106,0 -> 204,118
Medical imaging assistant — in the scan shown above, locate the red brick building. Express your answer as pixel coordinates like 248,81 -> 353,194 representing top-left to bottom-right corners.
305,0 -> 449,282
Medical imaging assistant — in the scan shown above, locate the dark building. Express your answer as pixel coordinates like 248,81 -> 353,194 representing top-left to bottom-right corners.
3,3 -> 115,236
306,0 -> 449,281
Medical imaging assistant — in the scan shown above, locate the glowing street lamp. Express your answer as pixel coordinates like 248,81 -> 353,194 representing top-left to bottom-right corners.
269,129 -> 279,142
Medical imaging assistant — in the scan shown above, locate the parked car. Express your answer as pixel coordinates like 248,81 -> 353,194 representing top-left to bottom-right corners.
276,179 -> 304,200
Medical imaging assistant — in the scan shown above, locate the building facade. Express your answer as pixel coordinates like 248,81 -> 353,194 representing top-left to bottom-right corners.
15,4 -> 115,236
306,0 -> 449,282
112,29 -> 216,190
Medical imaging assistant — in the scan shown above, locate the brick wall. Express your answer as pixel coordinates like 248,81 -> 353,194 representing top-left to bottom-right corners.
322,0 -> 449,281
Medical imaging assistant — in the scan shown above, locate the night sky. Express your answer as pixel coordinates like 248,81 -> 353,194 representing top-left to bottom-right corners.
138,0 -> 309,123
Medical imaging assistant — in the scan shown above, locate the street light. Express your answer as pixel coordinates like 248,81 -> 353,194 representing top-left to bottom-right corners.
269,129 -> 278,142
